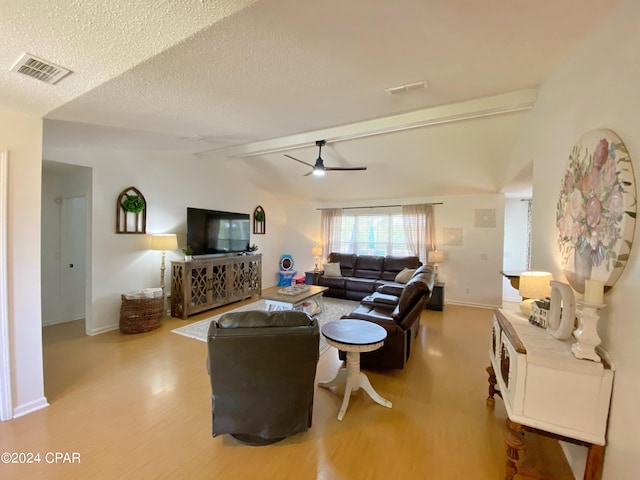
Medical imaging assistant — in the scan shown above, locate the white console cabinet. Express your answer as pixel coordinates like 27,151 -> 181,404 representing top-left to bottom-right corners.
487,306 -> 614,480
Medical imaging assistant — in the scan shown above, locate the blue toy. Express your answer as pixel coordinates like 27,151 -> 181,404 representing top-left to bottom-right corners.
277,254 -> 296,286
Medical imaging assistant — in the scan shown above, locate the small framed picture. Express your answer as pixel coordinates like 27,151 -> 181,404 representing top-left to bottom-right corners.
529,299 -> 550,328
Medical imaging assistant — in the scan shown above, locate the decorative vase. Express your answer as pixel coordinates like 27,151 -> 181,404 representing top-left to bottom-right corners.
185,255 -> 193,261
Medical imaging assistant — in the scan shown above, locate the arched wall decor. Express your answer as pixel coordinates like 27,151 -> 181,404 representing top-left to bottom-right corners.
253,205 -> 265,234
556,129 -> 637,293
116,186 -> 147,234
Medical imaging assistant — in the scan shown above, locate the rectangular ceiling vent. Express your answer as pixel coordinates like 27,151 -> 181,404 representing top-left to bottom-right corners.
10,53 -> 72,85
384,80 -> 428,96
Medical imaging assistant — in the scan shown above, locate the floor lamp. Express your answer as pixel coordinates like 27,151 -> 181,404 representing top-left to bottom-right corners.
151,234 -> 178,297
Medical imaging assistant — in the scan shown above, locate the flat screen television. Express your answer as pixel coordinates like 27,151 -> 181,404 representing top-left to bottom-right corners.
186,208 -> 250,256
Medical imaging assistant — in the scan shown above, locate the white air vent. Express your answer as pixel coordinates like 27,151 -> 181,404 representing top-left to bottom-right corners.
10,53 -> 72,85
384,80 -> 428,96
180,134 -> 217,142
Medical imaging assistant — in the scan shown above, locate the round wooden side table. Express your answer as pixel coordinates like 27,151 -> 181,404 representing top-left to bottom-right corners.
319,319 -> 393,420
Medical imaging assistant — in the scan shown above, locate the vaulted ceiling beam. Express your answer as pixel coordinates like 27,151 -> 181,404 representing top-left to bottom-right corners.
211,89 -> 537,159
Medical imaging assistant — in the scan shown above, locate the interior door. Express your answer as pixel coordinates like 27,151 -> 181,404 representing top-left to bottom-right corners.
60,196 -> 86,322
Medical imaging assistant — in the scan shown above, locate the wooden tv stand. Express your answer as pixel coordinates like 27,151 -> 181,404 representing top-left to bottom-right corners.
170,254 -> 261,319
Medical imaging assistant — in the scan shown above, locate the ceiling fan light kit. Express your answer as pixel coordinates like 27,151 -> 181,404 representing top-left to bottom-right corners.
313,141 -> 326,175
284,139 -> 367,177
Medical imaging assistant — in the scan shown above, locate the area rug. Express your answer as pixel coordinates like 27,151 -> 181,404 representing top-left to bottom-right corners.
171,297 -> 359,354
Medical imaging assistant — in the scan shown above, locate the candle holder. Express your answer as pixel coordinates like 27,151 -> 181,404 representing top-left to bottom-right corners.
572,300 -> 605,362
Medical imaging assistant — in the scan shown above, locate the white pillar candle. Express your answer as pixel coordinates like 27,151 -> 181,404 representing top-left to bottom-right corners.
584,279 -> 605,304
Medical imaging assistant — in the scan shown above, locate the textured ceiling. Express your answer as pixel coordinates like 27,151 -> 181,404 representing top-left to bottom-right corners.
0,0 -> 258,116
2,0 -> 622,202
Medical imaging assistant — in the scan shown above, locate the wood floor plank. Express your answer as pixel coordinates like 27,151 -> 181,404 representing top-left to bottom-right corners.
0,298 -> 573,479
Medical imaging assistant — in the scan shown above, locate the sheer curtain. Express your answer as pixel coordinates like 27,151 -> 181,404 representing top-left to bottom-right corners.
320,208 -> 343,261
402,203 -> 435,264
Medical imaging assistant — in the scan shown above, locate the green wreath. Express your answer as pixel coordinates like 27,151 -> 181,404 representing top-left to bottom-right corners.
255,210 -> 265,222
122,194 -> 145,213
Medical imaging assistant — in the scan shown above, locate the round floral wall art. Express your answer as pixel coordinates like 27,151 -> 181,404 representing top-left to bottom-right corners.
557,129 -> 637,294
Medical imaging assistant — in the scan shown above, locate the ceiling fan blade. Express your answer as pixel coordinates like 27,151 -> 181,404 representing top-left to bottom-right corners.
284,154 -> 314,168
325,166 -> 368,171
321,142 -> 367,172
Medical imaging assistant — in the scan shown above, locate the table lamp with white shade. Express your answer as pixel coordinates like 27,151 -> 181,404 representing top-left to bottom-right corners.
518,271 -> 553,317
150,234 -> 178,296
428,250 -> 444,283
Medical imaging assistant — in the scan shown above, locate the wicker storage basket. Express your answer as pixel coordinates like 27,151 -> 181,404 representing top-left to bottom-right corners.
119,294 -> 164,334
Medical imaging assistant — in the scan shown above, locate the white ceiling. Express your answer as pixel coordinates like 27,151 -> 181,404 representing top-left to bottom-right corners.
2,0 -> 621,203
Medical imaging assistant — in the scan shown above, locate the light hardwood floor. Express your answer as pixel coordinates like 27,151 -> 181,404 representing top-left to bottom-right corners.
1,297 -> 573,480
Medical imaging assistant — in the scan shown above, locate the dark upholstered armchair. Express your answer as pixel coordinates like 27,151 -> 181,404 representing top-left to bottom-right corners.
340,265 -> 435,369
207,310 -> 319,445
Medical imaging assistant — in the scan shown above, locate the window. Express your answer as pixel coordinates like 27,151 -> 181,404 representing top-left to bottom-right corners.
321,204 -> 435,262
334,212 -> 412,257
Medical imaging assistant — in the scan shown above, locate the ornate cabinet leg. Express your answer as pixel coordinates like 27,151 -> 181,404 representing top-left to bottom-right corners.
486,365 -> 498,406
504,420 -> 525,480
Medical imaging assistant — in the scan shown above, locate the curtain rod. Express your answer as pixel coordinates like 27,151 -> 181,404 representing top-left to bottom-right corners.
316,202 -> 443,211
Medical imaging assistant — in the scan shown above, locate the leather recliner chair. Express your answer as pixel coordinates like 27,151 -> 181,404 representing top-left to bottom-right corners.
340,265 -> 435,369
207,310 -> 319,445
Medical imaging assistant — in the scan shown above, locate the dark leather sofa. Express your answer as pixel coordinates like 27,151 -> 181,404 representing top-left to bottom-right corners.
207,310 -> 319,445
314,252 -> 422,301
339,265 -> 435,369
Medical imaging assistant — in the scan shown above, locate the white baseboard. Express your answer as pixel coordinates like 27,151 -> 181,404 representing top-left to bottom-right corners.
446,300 -> 501,309
13,396 -> 49,418
87,324 -> 119,336
42,317 -> 85,327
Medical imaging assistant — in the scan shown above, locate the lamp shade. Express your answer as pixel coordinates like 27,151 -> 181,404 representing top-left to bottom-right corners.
428,250 -> 444,264
311,245 -> 323,257
150,234 -> 178,251
518,271 -> 552,299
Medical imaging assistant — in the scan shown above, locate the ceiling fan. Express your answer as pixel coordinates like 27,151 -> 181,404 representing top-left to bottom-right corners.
284,140 -> 367,176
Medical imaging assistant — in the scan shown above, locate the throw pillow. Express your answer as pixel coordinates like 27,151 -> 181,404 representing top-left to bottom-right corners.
323,262 -> 342,277
395,267 -> 416,284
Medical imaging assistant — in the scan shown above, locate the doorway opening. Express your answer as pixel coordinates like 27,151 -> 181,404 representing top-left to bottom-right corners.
41,161 -> 92,331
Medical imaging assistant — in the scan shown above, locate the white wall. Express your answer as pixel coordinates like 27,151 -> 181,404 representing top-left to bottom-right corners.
504,1 -> 640,477
284,193 -> 506,308
43,148 -> 288,334
283,203 -> 323,275
0,106 -> 48,418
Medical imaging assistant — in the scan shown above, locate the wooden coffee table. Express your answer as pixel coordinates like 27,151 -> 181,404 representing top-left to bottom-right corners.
261,285 -> 328,317
319,319 -> 393,420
